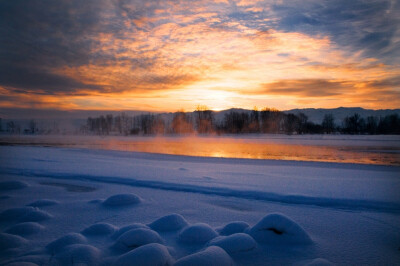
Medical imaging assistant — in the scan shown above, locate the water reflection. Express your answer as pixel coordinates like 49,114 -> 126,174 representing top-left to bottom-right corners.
1,135 -> 399,166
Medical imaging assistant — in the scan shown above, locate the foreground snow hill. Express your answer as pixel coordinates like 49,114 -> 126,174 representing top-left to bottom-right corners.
0,146 -> 399,265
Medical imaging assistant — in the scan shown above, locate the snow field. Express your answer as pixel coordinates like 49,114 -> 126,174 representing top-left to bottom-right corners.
0,183 -> 322,265
1,145 -> 399,265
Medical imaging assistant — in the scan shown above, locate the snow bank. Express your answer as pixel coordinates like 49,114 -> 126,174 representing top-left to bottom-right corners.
102,193 -> 141,206
5,222 -> 44,236
113,243 -> 173,266
113,228 -> 163,252
178,223 -> 218,245
0,233 -> 27,251
248,213 -> 312,245
149,213 -> 188,232
111,223 -> 149,239
218,221 -> 249,236
81,223 -> 117,236
208,233 -> 257,254
53,244 -> 101,265
0,181 -> 28,191
46,233 -> 87,254
174,246 -> 234,266
27,199 -> 58,207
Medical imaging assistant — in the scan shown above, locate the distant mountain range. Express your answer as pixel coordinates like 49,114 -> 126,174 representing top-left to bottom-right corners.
214,107 -> 400,124
1,107 -> 399,133
283,107 -> 400,124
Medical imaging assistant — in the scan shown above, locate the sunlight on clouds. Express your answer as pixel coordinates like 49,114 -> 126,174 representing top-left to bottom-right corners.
1,0 -> 398,111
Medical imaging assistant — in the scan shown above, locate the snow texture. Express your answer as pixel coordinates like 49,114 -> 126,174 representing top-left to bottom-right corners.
0,233 -> 27,251
149,213 -> 188,232
111,223 -> 149,239
5,263 -> 38,266
0,207 -> 52,223
0,207 -> 36,221
218,221 -> 250,236
178,223 -> 218,245
208,233 -> 257,254
53,244 -> 101,265
113,243 -> 173,266
5,222 -> 44,236
3,255 -> 47,266
18,209 -> 52,223
174,246 -> 234,266
46,233 -> 87,254
102,193 -> 141,206
113,228 -> 163,251
81,223 -> 117,236
0,142 -> 399,265
0,181 -> 28,191
27,199 -> 58,207
306,258 -> 335,266
248,213 -> 312,245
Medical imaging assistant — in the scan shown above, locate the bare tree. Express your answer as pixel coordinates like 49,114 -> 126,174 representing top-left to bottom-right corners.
322,114 -> 335,133
29,119 -> 37,134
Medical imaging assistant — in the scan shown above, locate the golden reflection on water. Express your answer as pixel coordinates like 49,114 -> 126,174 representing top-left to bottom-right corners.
1,136 -> 399,166
87,137 -> 399,165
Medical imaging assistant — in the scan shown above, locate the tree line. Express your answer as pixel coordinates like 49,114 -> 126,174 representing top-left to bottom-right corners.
81,107 -> 400,136
0,118 -> 61,135
1,108 -> 399,135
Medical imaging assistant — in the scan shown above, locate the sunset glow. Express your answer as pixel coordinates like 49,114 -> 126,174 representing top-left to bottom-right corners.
1,0 -> 399,115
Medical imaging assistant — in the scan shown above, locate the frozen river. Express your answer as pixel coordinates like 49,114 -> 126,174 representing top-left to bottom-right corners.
1,134 -> 399,165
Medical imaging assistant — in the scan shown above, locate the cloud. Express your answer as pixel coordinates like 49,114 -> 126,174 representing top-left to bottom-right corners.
0,66 -> 102,95
258,79 -> 352,97
0,0 -> 112,94
368,75 -> 400,89
271,0 -> 400,63
0,0 -> 398,113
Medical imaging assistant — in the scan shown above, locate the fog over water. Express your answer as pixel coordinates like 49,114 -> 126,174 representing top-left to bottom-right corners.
1,135 -> 399,166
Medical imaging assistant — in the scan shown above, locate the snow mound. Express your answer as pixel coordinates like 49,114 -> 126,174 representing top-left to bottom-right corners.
248,213 -> 312,245
18,209 -> 53,222
178,223 -> 218,245
5,222 -> 44,236
0,207 -> 35,221
4,255 -> 47,266
0,207 -> 52,222
174,246 -> 234,266
113,243 -> 173,266
113,228 -> 163,251
0,233 -> 27,251
46,233 -> 87,254
208,233 -> 257,254
112,223 -> 149,239
5,262 -> 38,266
6,261 -> 38,266
102,193 -> 141,207
218,221 -> 250,236
27,199 -> 59,207
306,258 -> 335,266
0,181 -> 28,191
53,244 -> 101,265
81,223 -> 117,236
149,213 -> 188,232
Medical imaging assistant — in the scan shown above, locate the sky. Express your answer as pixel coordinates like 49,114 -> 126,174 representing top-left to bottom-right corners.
0,0 -> 399,116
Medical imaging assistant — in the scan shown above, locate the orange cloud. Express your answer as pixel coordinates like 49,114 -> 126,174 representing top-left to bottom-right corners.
1,0 -> 399,112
